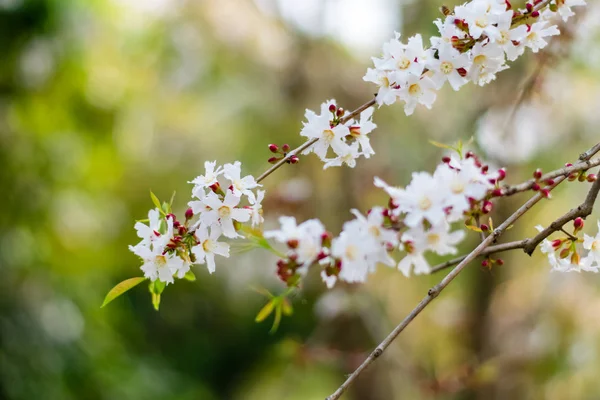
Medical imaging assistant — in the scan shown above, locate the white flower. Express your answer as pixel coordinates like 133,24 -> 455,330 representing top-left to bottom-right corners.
190,161 -> 223,192
247,190 -> 265,227
583,221 -> 600,265
323,142 -> 361,169
398,74 -> 437,115
200,190 -> 251,238
382,34 -> 428,82
397,247 -> 430,277
133,208 -> 161,246
348,208 -> 396,267
426,43 -> 470,91
364,68 -> 398,106
393,171 -> 447,227
455,0 -> 505,41
554,0 -> 586,22
139,248 -> 187,284
523,21 -> 560,53
265,217 -> 326,266
332,228 -> 374,283
468,42 -> 507,86
495,11 -> 528,61
192,225 -> 230,274
223,161 -> 260,198
300,100 -> 351,161
432,16 -> 467,48
405,222 -> 465,256
347,107 -> 376,158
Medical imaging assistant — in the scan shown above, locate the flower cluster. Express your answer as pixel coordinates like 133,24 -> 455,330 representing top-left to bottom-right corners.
539,218 -> 600,273
364,0 -> 578,115
266,151 -> 503,288
299,100 -> 376,169
129,161 -> 264,285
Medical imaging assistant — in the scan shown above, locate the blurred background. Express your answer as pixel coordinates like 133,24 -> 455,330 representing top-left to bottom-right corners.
1,0 -> 600,399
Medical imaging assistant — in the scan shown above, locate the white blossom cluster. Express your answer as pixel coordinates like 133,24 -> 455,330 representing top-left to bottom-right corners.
538,222 -> 600,273
129,161 -> 264,284
265,153 -> 500,288
298,0 -> 584,171
364,0 -> 582,115
299,100 -> 376,169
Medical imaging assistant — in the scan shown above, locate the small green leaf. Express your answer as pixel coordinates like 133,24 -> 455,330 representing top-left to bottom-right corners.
251,286 -> 274,299
149,279 -> 166,295
150,192 -> 165,215
465,224 -> 482,233
429,140 -> 455,151
101,277 -> 146,308
281,298 -> 293,316
161,201 -> 170,215
152,292 -> 161,311
270,305 -> 282,334
184,270 -> 196,282
169,191 -> 177,208
255,299 -> 276,322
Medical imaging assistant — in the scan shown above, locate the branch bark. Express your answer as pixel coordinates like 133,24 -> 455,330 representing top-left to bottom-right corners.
325,142 -> 600,400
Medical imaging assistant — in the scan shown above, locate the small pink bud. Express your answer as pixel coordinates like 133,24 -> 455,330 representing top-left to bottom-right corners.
328,104 -> 336,113
568,173 -> 578,181
173,220 -> 181,228
466,151 -> 474,159
268,143 -> 279,153
457,67 -> 468,77
496,258 -> 504,266
178,226 -> 187,235
505,0 -> 512,9
480,224 -> 489,232
492,188 -> 503,197
565,163 -> 573,167
185,207 -> 194,220
545,178 -> 555,186
482,200 -> 493,214
166,213 -> 176,220
209,182 -> 221,193
481,259 -> 489,268
336,107 -> 345,118
541,188 -> 551,198
532,182 -> 540,191
588,174 -> 597,182
268,156 -> 280,164
442,156 -> 451,163
574,217 -> 584,230
497,168 -> 506,181
481,165 -> 489,173
533,168 -> 543,180
551,239 -> 562,248
282,144 -> 291,152
289,155 -> 299,164
287,239 -> 299,249
559,248 -> 570,259
526,3 -> 533,12
531,10 -> 539,17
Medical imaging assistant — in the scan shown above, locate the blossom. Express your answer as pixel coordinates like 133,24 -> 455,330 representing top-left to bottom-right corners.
132,208 -> 161,246
390,171 -> 447,227
189,161 -> 223,192
200,190 -> 251,238
426,43 -> 470,91
468,42 -> 507,86
300,100 -> 350,161
364,68 -> 398,106
247,189 -> 265,227
383,34 -> 428,82
264,217 -> 326,266
583,221 -> 600,265
332,227 -> 374,283
398,74 -> 437,115
495,11 -> 528,61
523,21 -> 560,53
139,247 -> 188,284
554,0 -> 586,22
347,107 -> 376,158
405,222 -> 465,256
223,161 -> 260,198
323,142 -> 361,169
397,244 -> 430,277
192,225 -> 230,274
455,0 -> 505,41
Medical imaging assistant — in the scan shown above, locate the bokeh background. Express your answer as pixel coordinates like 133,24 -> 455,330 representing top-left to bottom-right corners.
2,0 -> 600,399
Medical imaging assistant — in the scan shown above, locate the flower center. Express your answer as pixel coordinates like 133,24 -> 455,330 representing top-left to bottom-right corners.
408,83 -> 422,96
440,61 -> 453,74
498,31 -> 509,44
592,241 -> 599,251
323,129 -> 335,143
218,206 -> 231,218
368,225 -> 381,238
418,196 -> 432,210
475,17 -> 487,28
380,75 -> 391,87
345,245 -> 358,261
450,180 -> 465,194
527,32 -> 538,42
473,54 -> 487,64
397,57 -> 411,70
202,239 -> 214,252
155,255 -> 167,266
427,233 -> 441,246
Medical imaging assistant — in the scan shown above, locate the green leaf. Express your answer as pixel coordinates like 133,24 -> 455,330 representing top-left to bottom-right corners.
270,305 -> 282,334
149,279 -> 166,295
255,299 -> 276,322
429,140 -> 455,151
150,192 -> 165,215
281,298 -> 293,316
152,292 -> 161,311
169,191 -> 177,208
101,277 -> 146,308
184,270 -> 196,282
161,201 -> 170,215
465,224 -> 482,233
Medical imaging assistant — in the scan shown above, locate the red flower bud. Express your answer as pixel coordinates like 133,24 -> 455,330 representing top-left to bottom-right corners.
541,188 -> 551,198
588,174 -> 597,182
282,143 -> 291,152
551,239 -> 562,248
497,168 -> 506,181
185,207 -> 194,220
531,182 -> 540,191
526,3 -> 533,12
287,239 -> 299,249
545,178 -> 555,186
289,155 -> 300,164
482,200 -> 493,214
328,104 -> 336,113
492,188 -> 503,197
442,156 -> 451,163
268,156 -> 280,164
480,223 -> 489,232
268,143 -> 279,153
457,67 -> 468,77
533,168 -> 543,180
466,151 -> 474,159
481,259 -> 489,268
574,217 -> 584,230
531,10 -> 539,17
496,258 -> 504,266
336,107 -> 345,118
505,0 -> 512,9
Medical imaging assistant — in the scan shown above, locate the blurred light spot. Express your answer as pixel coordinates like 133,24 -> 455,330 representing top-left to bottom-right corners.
19,39 -> 55,88
40,299 -> 84,343
276,177 -> 312,203
0,0 -> 22,10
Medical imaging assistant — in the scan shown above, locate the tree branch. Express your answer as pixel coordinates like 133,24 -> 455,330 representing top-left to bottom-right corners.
325,142 -> 600,400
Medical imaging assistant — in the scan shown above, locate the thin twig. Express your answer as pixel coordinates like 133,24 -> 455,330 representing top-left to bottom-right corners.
255,98 -> 376,183
325,142 -> 600,400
